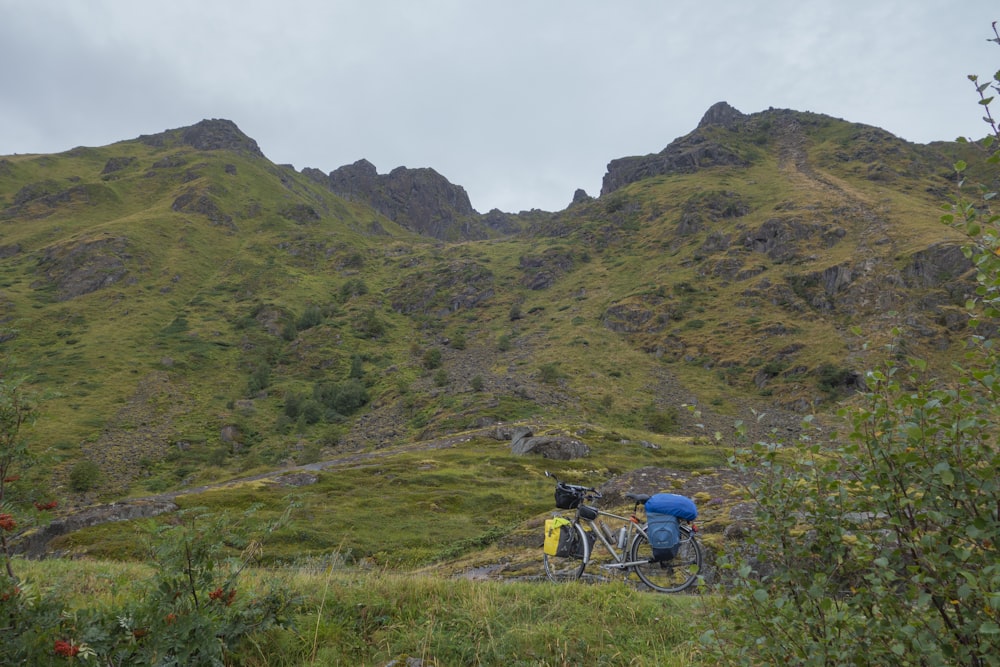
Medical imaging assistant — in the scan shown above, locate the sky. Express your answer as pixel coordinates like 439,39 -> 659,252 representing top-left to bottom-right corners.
1,1 -> 997,213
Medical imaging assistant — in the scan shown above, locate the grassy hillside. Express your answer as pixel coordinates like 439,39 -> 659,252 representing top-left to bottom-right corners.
1,107 -> 994,556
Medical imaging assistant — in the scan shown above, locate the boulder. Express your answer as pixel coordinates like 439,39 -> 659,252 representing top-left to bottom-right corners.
510,430 -> 590,460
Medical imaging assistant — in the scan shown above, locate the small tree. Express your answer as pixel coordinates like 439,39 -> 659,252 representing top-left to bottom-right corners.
707,27 -> 1000,666
0,375 -> 34,580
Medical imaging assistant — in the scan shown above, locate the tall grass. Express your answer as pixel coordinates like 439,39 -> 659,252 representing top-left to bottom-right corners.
251,569 -> 711,665
15,557 -> 708,666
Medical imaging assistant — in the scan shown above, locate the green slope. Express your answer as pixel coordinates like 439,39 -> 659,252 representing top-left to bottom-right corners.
0,109 -> 992,516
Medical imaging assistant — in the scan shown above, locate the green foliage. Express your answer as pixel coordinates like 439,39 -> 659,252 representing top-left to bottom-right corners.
815,362 -> 857,396
68,459 -> 101,492
285,379 -> 369,426
295,304 -> 327,331
246,362 -> 271,396
708,34 -> 1000,666
643,403 -> 677,434
538,363 -> 562,384
0,509 -> 298,665
422,347 -> 442,370
11,561 -> 702,667
354,308 -> 386,338
348,354 -> 364,380
313,379 -> 368,418
0,376 -> 36,579
338,278 -> 368,301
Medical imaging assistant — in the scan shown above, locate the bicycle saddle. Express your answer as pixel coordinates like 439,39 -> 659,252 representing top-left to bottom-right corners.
626,493 -> 651,503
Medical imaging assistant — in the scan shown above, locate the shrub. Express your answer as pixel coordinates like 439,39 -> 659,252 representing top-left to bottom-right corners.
354,309 -> 385,338
1,510 -> 298,665
296,305 -> 326,331
643,405 -> 677,434
422,348 -> 442,370
246,363 -> 271,396
349,354 -> 364,379
69,459 -> 101,492
538,363 -> 561,384
706,33 -> 1000,665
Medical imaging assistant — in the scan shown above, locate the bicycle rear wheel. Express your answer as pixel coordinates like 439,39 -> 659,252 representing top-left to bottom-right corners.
630,526 -> 702,593
543,522 -> 589,583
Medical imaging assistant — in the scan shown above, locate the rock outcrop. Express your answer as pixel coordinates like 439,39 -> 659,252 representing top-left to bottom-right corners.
305,160 -> 482,240
601,102 -> 751,196
14,500 -> 179,558
509,427 -> 590,460
138,119 -> 265,158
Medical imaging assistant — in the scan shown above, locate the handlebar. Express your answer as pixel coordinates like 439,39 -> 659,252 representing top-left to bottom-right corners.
545,471 -> 603,499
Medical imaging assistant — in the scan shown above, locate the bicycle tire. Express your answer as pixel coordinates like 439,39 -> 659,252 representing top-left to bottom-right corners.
543,522 -> 589,583
630,526 -> 702,593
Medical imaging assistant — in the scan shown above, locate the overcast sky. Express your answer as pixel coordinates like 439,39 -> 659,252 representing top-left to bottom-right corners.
1,1 -> 997,213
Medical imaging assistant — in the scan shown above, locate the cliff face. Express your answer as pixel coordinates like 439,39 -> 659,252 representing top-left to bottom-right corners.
304,160 -> 483,240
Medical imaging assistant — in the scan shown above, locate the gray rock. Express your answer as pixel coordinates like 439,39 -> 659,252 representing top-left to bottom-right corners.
511,435 -> 590,460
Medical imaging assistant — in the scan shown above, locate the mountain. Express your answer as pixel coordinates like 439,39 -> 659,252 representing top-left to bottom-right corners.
0,107 -> 994,511
302,159 -> 525,240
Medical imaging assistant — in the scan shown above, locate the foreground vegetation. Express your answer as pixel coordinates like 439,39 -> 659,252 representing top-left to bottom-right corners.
10,557 -> 709,666
697,31 -> 1000,666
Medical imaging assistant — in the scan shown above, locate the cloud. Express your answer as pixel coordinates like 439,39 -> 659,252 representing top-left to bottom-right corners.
1,0 -> 997,212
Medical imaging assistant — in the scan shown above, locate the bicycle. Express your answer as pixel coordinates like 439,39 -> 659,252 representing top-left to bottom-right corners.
542,472 -> 703,593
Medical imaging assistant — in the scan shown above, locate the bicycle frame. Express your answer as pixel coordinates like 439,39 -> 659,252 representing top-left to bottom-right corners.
574,508 -> 653,572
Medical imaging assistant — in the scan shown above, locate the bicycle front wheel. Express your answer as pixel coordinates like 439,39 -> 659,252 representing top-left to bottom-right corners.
543,522 -> 589,583
630,527 -> 702,593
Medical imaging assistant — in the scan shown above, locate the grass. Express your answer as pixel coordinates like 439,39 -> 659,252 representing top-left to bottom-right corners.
49,431 -> 727,566
12,556 -> 712,666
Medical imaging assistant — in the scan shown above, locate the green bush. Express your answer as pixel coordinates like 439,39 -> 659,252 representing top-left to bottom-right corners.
706,36 -> 1000,665
1,510 -> 297,665
296,305 -> 326,331
69,459 -> 101,492
538,363 -> 561,384
422,348 -> 442,370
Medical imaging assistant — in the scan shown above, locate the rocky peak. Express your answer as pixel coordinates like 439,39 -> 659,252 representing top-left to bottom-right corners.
307,161 -> 480,240
601,102 -> 750,196
570,188 -> 593,206
326,159 -> 379,200
697,101 -> 747,130
138,119 -> 264,158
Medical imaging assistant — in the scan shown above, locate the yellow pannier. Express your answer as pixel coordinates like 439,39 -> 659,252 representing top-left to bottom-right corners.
543,517 -> 573,556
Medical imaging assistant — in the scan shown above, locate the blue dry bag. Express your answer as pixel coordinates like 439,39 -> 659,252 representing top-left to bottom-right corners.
644,493 -> 698,521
